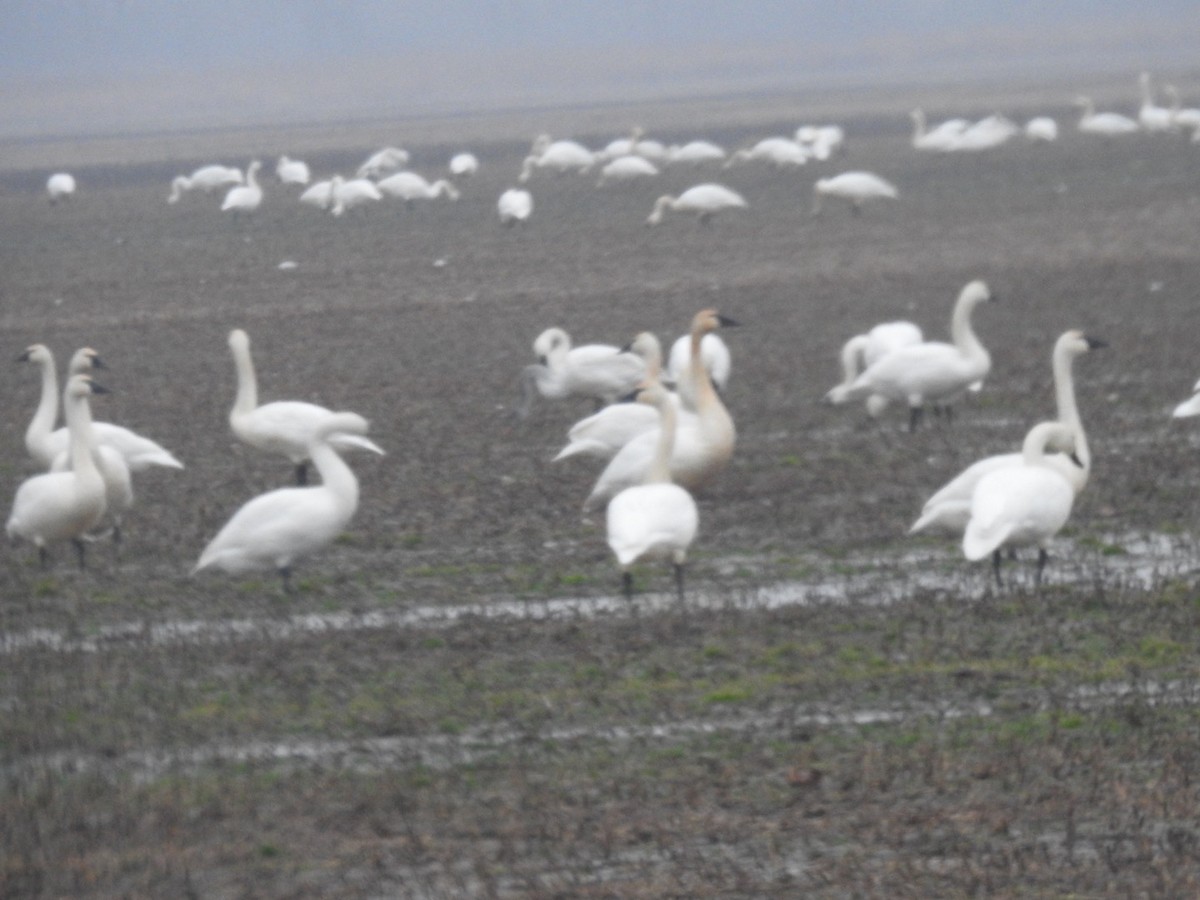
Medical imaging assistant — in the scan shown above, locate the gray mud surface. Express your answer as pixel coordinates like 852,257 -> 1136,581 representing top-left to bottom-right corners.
3,84 -> 1200,895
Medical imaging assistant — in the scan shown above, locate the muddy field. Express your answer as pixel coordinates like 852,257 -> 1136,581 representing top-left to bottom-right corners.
3,80 -> 1200,896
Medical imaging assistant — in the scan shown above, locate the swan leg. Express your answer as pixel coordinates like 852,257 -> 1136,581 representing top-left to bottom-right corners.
673,562 -> 687,604
279,566 -> 294,595
621,571 -> 634,601
1035,548 -> 1049,589
908,405 -> 924,432
991,549 -> 1004,588
295,463 -> 308,486
72,538 -> 87,571
38,546 -> 49,570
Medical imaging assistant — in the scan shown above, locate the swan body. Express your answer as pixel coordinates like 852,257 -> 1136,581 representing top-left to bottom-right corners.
910,109 -> 968,152
449,152 -> 479,176
554,332 -> 671,463
7,375 -> 108,567
1075,96 -> 1139,136
1164,85 -> 1200,131
666,140 -> 727,165
1024,117 -> 1059,142
226,329 -> 384,484
519,140 -> 595,182
168,165 -> 243,202
583,310 -> 737,511
796,124 -> 846,159
1170,377 -> 1200,418
376,171 -> 460,203
606,382 -> 699,602
666,332 -> 731,402
953,115 -> 1019,151
194,412 -> 368,592
275,155 -> 310,185
46,173 -> 76,203
812,171 -> 897,215
357,146 -> 409,179
221,160 -> 263,214
824,321 -> 924,409
647,183 -> 746,225
845,280 -> 993,431
963,421 -> 1079,587
516,328 -> 646,419
911,330 -> 1104,536
330,175 -> 383,216
724,137 -> 808,168
22,344 -> 184,472
299,179 -> 335,209
1139,72 -> 1176,132
497,188 -> 533,225
597,155 -> 659,185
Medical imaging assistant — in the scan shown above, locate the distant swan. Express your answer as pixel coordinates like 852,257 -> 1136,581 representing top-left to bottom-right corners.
357,146 -> 409,179
221,160 -> 263,215
497,188 -> 533,225
194,411 -> 370,593
329,175 -> 383,216
1138,72 -> 1176,132
1163,84 -> 1200,131
7,375 -> 108,569
519,139 -> 596,182
1075,96 -> 1139,136
910,109 -> 968,152
963,421 -> 1080,587
299,179 -> 335,210
46,173 -> 77,204
1024,117 -> 1059,142
226,329 -> 384,484
596,155 -> 659,186
723,137 -> 808,168
812,171 -> 898,215
376,171 -> 461,204
449,152 -> 480,177
606,381 -> 699,602
516,327 -> 646,419
275,155 -> 311,185
844,280 -> 994,431
646,183 -> 746,226
666,140 -> 727,165
168,165 -> 243,203
824,321 -> 924,411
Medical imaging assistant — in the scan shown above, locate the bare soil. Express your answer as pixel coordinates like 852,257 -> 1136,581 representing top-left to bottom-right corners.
3,82 -> 1200,896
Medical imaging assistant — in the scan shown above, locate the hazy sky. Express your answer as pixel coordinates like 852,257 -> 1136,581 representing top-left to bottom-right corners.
4,1 -> 1199,138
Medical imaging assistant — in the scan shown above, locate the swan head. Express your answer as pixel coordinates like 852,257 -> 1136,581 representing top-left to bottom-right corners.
228,329 -> 251,353
18,343 -> 53,365
533,327 -> 570,364
957,280 -> 993,308
66,373 -> 109,402
692,309 -> 740,337
68,347 -> 104,375
620,332 -> 664,373
1055,329 -> 1107,359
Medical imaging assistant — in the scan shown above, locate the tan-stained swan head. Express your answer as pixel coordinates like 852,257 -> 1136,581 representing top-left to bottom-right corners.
228,329 -> 251,354
1056,329 -> 1106,359
68,347 -> 104,375
691,309 -> 741,337
18,343 -> 53,365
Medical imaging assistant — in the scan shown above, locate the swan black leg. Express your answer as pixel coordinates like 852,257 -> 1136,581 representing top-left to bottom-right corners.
621,571 -> 634,601
38,546 -> 49,570
279,566 -> 293,595
1035,548 -> 1049,589
73,538 -> 87,571
908,405 -> 924,432
991,549 -> 1004,588
294,463 -> 308,486
673,563 -> 687,604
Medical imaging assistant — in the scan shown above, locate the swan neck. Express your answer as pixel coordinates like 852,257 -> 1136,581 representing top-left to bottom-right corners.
950,294 -> 985,358
839,336 -> 868,388
645,398 -> 677,485
1053,347 -> 1089,467
309,440 -> 359,509
231,340 -> 258,414
63,388 -> 101,480
26,353 -> 59,459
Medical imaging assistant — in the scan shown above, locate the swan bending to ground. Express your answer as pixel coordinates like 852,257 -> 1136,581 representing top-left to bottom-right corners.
21,343 -> 184,472
647,184 -> 746,226
824,321 -> 924,412
449,152 -> 480,177
844,280 -> 993,431
376,171 -> 460,204
226,329 -> 384,484
516,327 -> 646,419
194,412 -> 369,593
7,375 -> 108,569
275,155 -> 310,185
330,175 -> 383,216
723,137 -> 808,168
497,188 -> 532,225
221,160 -> 263,215
46,173 -> 76,203
299,179 -> 334,210
606,382 -> 699,602
583,310 -> 738,511
596,155 -> 659,186
519,140 -> 595,182
963,421 -> 1080,588
168,165 -> 243,203
1075,96 -> 1139,136
796,124 -> 846,159
666,140 -> 727,165
911,330 -> 1104,537
910,109 -> 969,152
1024,117 -> 1059,142
357,146 -> 409,178
812,171 -> 897,215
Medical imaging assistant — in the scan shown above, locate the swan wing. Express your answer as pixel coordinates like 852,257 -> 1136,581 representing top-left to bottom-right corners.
555,403 -> 659,462
195,489 -> 347,574
606,483 -> 698,566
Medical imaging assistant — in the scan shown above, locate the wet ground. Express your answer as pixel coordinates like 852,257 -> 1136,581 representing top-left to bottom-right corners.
3,81 -> 1200,895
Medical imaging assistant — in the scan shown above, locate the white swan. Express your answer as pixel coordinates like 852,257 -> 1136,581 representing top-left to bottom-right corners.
1024,117 -> 1059,142
824,321 -> 924,410
596,155 -> 659,186
1163,85 -> 1200,131
647,184 -> 747,226
911,330 -> 1104,536
583,310 -> 737,511
497,188 -> 533,225
812,171 -> 898,215
553,332 -> 670,463
796,124 -> 846,160
299,179 -> 335,210
1138,72 -> 1176,133
963,421 -> 1079,588
516,327 -> 646,419
226,329 -> 384,484
666,140 -> 727,165
221,160 -> 263,215
168,165 -> 243,203
449,152 -> 480,177
194,411 -> 369,593
1170,376 -> 1200,418
357,146 -> 409,179
666,332 -> 731,402
275,155 -> 311,185
723,137 -> 808,168
910,109 -> 968,152
21,343 -> 184,472
519,140 -> 596,182
845,280 -> 993,431
606,381 -> 699,602
1075,96 -> 1139,136
46,173 -> 76,204
7,375 -> 107,569
376,171 -> 460,204
329,175 -> 383,216
952,115 -> 1019,151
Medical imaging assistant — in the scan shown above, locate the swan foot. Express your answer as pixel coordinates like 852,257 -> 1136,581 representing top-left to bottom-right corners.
673,562 -> 687,605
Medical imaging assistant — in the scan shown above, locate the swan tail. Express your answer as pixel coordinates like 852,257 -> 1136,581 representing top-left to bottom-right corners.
1172,394 -> 1200,418
140,450 -> 185,470
963,521 -> 1013,562
330,434 -> 385,456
